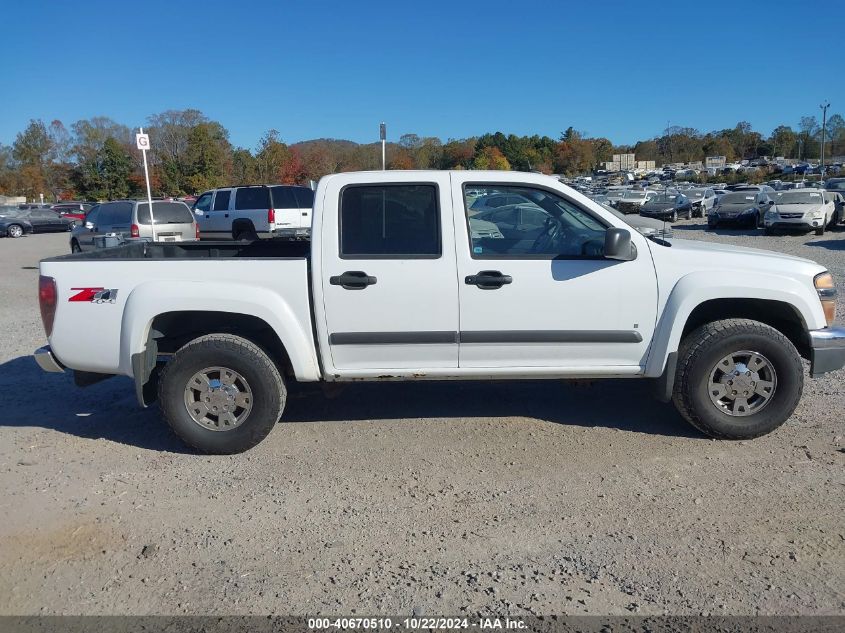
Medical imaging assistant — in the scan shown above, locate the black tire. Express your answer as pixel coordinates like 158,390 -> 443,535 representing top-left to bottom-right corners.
671,210 -> 678,223
71,240 -> 81,253
756,212 -> 764,228
815,223 -> 825,236
7,224 -> 24,238
686,207 -> 692,220
158,334 -> 286,454
672,319 -> 803,440
764,227 -> 774,236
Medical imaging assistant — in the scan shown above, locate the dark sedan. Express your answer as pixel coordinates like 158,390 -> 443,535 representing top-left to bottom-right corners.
0,209 -> 35,238
639,193 -> 692,222
707,191 -> 773,229
2,208 -> 78,235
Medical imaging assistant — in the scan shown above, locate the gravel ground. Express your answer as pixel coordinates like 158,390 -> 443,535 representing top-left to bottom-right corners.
0,226 -> 843,616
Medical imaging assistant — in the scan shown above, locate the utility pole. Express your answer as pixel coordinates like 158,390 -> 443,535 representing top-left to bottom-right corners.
820,101 -> 830,177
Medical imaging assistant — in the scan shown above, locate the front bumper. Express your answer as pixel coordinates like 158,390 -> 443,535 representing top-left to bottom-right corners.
809,327 -> 845,377
34,346 -> 65,373
709,213 -> 756,226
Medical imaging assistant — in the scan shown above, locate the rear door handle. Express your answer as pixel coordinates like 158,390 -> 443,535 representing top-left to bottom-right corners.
330,271 -> 377,290
465,270 -> 512,289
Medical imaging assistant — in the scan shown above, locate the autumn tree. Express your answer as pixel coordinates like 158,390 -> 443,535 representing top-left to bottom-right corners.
184,122 -> 232,193
473,146 -> 510,170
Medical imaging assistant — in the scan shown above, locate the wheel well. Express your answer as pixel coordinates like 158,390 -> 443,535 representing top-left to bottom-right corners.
231,219 -> 257,239
682,299 -> 810,358
150,311 -> 294,377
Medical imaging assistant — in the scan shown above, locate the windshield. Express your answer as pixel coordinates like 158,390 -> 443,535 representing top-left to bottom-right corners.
775,191 -> 823,205
623,192 -> 646,199
720,193 -> 756,204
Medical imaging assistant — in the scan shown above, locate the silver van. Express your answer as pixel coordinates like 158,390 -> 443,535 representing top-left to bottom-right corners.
70,200 -> 199,252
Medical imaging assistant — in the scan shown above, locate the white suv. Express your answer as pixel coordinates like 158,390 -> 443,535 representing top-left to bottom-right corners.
192,185 -> 314,240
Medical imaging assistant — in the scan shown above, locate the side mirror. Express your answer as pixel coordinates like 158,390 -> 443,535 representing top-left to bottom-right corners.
768,200 -> 775,205
85,222 -> 94,230
604,227 -> 636,261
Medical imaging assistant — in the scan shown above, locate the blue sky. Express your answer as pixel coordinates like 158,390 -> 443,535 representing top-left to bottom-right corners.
1,0 -> 842,149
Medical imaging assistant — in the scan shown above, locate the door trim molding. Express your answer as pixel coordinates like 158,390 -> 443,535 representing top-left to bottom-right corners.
329,330 -> 642,345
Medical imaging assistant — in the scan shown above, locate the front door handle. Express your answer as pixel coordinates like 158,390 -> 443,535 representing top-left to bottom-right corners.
465,270 -> 512,289
330,271 -> 377,290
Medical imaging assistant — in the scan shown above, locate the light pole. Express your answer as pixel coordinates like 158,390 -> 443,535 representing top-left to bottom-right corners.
820,101 -> 830,177
379,122 -> 386,170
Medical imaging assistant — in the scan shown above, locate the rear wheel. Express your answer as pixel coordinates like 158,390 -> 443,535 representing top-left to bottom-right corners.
158,334 -> 286,454
71,240 -> 81,253
671,210 -> 678,223
672,319 -> 803,440
7,224 -> 23,238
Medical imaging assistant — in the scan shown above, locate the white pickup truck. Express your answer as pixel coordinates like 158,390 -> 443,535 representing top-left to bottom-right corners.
34,171 -> 845,454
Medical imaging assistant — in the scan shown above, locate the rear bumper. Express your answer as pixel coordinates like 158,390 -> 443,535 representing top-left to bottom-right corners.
264,227 -> 311,240
809,327 -> 845,377
34,346 -> 65,373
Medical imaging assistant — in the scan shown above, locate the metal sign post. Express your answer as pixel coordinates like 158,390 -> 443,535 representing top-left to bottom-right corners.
380,122 -> 386,170
136,128 -> 156,241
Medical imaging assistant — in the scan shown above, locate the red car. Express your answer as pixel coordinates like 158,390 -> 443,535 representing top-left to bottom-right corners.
51,202 -> 94,222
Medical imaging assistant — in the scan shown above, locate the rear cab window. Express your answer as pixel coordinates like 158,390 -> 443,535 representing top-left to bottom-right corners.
339,184 -> 440,258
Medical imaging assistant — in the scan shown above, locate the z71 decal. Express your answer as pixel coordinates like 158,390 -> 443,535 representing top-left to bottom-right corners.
68,287 -> 119,304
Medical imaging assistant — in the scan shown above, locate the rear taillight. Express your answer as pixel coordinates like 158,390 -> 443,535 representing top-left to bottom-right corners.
268,208 -> 275,224
39,275 -> 57,337
130,224 -> 140,238
195,223 -> 200,240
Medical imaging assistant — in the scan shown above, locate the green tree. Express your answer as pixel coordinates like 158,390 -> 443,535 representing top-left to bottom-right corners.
769,125 -> 797,158
231,148 -> 257,185
12,119 -> 52,199
255,129 -> 288,182
184,122 -> 232,193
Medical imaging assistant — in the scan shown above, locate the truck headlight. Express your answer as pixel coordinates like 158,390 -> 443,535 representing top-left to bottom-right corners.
814,272 -> 837,326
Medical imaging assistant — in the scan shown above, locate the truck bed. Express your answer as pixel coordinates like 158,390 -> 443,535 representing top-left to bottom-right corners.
41,240 -> 316,377
44,240 -> 311,262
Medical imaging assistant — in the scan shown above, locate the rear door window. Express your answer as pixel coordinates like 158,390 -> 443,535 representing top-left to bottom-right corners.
137,202 -> 195,224
270,186 -> 298,209
340,184 -> 441,258
235,187 -> 271,210
212,190 -> 231,211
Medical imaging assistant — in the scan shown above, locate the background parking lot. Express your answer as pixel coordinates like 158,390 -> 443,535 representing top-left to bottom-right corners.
1,226 -> 843,615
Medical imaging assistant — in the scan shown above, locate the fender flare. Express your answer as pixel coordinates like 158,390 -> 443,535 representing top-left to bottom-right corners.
119,280 -> 321,382
644,271 -> 823,378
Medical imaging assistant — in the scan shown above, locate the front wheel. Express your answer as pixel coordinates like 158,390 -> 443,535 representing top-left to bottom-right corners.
815,223 -> 825,236
71,240 -> 81,253
7,224 -> 23,238
158,334 -> 286,454
686,207 -> 692,220
671,210 -> 678,223
672,319 -> 803,440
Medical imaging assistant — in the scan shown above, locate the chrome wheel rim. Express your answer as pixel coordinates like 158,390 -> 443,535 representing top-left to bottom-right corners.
708,350 -> 777,417
183,366 -> 253,431
9,225 -> 22,237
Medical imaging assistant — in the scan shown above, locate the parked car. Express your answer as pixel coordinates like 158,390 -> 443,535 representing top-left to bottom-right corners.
683,188 -> 717,218
7,208 -> 78,233
34,170 -> 845,453
614,190 -> 659,214
468,192 -> 533,214
192,185 -> 314,240
0,208 -> 35,238
708,191 -> 773,229
70,200 -> 199,253
51,202 -> 94,222
639,193 -> 693,222
765,190 -> 838,235
600,203 -> 672,239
